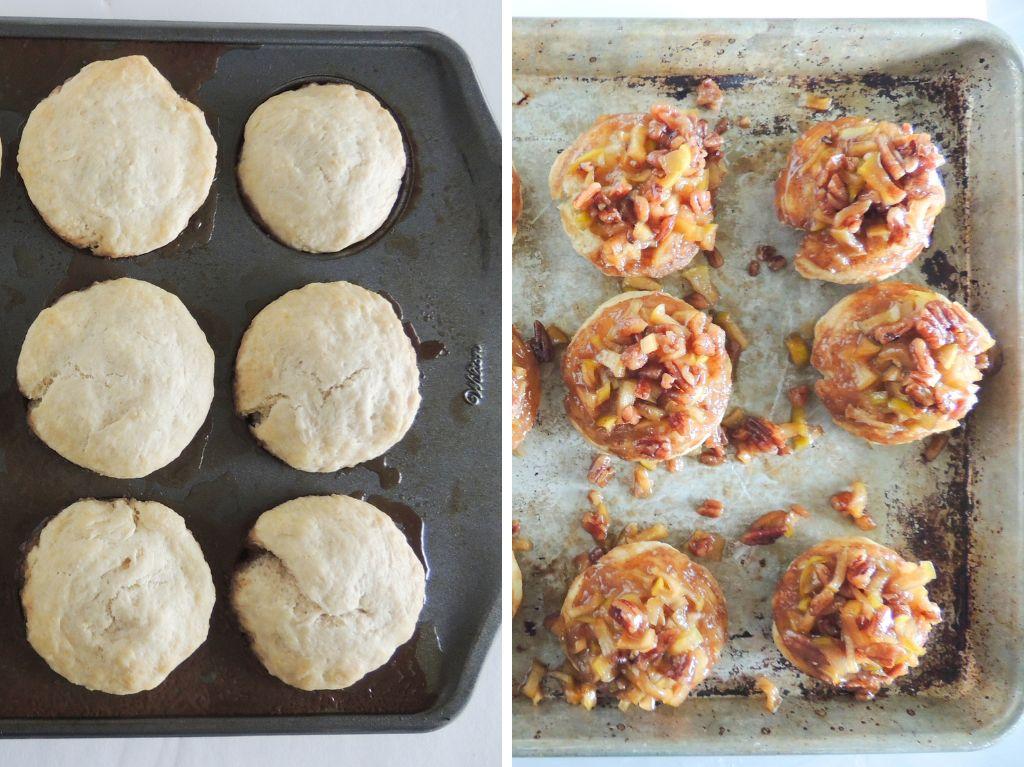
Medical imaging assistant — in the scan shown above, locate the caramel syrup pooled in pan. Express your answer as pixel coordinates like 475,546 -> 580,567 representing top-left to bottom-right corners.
379,290 -> 448,361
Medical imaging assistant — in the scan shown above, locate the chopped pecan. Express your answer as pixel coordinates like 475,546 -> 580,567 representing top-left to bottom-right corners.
587,454 -> 615,487
572,181 -> 602,210
632,465 -> 653,498
922,433 -> 949,463
863,642 -> 905,669
845,550 -> 876,589
530,320 -> 555,363
872,317 -> 914,344
830,481 -> 876,530
685,291 -> 710,311
609,599 -> 649,635
696,498 -> 724,518
686,529 -> 725,560
740,509 -> 795,546
637,437 -> 672,460
695,77 -> 724,111
666,652 -> 698,681
915,301 -> 958,349
728,415 -> 789,456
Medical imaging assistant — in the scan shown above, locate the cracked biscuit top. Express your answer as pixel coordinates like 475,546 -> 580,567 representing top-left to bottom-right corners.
16,278 -> 215,478
231,494 -> 425,690
21,498 -> 215,694
234,281 -> 421,472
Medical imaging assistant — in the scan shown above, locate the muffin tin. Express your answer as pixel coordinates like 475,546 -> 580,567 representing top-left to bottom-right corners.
0,19 -> 499,735
512,17 -> 1024,756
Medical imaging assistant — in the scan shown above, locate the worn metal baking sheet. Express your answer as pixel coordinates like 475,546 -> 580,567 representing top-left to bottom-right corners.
512,17 -> 1023,756
0,18 -> 499,736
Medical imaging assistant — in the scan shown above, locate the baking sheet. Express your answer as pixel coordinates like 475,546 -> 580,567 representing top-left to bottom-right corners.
511,17 -> 1024,756
0,18 -> 500,736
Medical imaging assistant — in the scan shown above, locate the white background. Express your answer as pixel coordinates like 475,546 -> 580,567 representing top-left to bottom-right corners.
0,1 -> 500,766
511,1 -> 1024,766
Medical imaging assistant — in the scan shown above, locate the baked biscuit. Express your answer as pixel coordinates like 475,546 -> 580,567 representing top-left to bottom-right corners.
511,325 -> 540,451
550,104 -> 726,278
17,278 -> 215,478
234,281 -> 421,472
775,117 -> 945,283
562,291 -> 732,462
812,281 -> 994,444
772,536 -> 941,699
18,55 -> 216,257
22,498 -> 215,695
231,495 -> 426,691
550,541 -> 728,711
238,83 -> 405,253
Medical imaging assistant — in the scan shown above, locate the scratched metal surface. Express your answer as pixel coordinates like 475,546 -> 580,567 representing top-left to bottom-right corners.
511,18 -> 1024,756
0,19 -> 500,736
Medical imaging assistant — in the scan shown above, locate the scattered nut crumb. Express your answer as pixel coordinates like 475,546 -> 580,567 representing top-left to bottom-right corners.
546,324 -> 570,346
696,77 -> 724,111
737,115 -> 751,129
747,259 -> 761,276
785,333 -> 811,368
697,498 -> 724,518
529,320 -> 555,362
802,93 -> 833,111
521,659 -> 547,705
740,509 -> 800,545
582,490 -> 611,542
755,676 -> 782,713
632,465 -> 653,498
687,529 -> 725,560
587,454 -> 615,487
685,291 -> 710,311
714,117 -> 730,134
922,433 -> 949,463
830,481 -> 876,530
706,247 -> 725,268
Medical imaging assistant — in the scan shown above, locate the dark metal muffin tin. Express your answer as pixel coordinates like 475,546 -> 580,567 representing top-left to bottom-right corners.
0,18 -> 499,736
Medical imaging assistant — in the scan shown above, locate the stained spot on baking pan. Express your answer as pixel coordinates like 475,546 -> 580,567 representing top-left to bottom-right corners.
921,249 -> 965,297
891,427 -> 972,691
647,73 -> 758,101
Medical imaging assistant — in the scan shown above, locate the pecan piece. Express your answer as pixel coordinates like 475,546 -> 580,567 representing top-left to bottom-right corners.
696,498 -> 724,518
609,599 -> 649,636
686,529 -> 725,560
695,77 -> 724,111
587,454 -> 615,487
740,509 -> 795,546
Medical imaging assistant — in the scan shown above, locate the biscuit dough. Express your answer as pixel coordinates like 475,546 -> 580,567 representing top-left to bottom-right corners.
235,281 -> 420,472
22,498 -> 215,695
17,278 -> 215,478
231,495 -> 426,691
238,83 -> 405,253
18,55 -> 216,257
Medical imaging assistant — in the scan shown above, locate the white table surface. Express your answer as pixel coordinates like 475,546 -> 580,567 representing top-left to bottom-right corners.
512,0 -> 1024,765
0,1 -> 500,766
